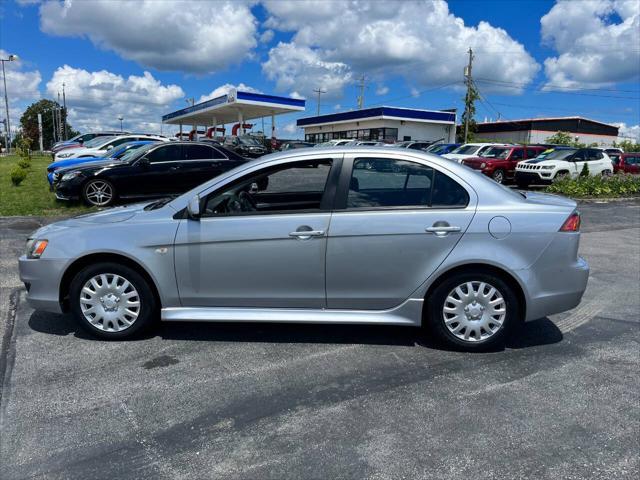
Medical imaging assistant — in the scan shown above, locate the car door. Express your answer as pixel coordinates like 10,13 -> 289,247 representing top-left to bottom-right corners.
173,156 -> 341,308
127,143 -> 184,195
626,156 -> 640,174
568,149 -> 587,177
507,148 -> 524,177
325,154 -> 476,310
180,144 -> 231,190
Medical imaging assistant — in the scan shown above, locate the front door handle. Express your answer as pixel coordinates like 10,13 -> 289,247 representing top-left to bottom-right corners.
289,228 -> 325,240
426,222 -> 461,237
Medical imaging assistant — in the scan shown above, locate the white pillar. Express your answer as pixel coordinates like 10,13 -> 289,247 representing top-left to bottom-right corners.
212,116 -> 217,139
238,110 -> 244,135
179,123 -> 183,139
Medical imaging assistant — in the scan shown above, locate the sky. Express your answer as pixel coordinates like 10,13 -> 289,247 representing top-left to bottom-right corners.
1,0 -> 639,141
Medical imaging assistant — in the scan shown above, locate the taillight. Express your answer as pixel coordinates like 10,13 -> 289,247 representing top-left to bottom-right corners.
560,212 -> 581,232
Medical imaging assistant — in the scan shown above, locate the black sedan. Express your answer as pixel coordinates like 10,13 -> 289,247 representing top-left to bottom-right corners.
52,142 -> 247,207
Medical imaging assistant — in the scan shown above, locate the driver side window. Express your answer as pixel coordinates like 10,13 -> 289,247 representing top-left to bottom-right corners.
202,159 -> 334,217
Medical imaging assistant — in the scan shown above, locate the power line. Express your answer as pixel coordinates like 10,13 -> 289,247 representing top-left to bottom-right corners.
475,77 -> 640,94
475,78 -> 640,99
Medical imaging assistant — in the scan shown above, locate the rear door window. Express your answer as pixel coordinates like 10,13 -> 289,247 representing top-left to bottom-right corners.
184,144 -> 214,160
347,158 -> 468,209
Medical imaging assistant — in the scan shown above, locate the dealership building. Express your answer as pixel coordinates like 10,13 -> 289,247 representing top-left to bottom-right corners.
296,106 -> 457,144
474,117 -> 620,147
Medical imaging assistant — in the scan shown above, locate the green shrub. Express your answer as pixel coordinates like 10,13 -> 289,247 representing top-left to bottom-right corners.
545,173 -> 640,198
17,159 -> 31,170
579,162 -> 589,177
10,167 -> 28,186
16,138 -> 32,160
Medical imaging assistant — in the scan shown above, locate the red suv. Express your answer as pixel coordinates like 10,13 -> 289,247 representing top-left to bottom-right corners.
611,153 -> 640,174
462,145 -> 547,184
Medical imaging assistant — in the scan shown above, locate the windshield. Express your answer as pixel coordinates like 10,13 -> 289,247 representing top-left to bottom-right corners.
481,147 -> 510,159
84,136 -> 116,148
451,145 -> 481,155
238,136 -> 262,146
539,149 -> 577,160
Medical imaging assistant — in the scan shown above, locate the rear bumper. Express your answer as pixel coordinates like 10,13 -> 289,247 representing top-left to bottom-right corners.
18,255 -> 67,314
520,256 -> 589,321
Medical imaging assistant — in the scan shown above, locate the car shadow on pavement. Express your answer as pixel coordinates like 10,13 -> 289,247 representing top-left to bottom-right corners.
27,311 -> 563,350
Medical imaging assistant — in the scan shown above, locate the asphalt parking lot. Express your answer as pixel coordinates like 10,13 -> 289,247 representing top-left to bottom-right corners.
1,200 -> 639,479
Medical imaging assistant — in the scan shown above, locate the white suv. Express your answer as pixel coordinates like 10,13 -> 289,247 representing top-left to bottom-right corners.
54,135 -> 168,160
515,147 -> 613,187
442,143 -> 512,163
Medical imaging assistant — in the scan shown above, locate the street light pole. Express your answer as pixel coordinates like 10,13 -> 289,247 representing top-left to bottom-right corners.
118,115 -> 123,132
1,54 -> 18,153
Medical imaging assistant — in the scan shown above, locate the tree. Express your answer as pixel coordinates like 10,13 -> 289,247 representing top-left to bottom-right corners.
616,139 -> 640,153
19,99 -> 78,150
545,131 -> 574,146
457,82 -> 479,143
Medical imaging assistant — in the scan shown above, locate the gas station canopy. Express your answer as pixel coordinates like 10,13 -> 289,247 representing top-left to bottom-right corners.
162,89 -> 305,127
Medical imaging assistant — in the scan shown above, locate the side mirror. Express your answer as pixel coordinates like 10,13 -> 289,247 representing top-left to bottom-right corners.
187,195 -> 201,219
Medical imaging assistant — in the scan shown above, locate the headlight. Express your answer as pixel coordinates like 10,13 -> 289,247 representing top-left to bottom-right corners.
541,165 -> 555,170
480,162 -> 487,169
61,171 -> 82,181
26,239 -> 48,259
57,153 -> 74,158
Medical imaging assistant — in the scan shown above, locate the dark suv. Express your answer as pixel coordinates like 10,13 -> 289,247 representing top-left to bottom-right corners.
462,145 -> 546,184
53,142 -> 246,207
223,135 -> 268,158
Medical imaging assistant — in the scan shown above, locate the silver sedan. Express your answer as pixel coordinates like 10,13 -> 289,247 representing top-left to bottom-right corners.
19,147 -> 589,350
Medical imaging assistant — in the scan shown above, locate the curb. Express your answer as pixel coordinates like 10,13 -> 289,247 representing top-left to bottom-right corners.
576,196 -> 640,203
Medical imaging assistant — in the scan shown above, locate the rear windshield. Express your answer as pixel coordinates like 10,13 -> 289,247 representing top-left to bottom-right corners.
481,147 -> 510,159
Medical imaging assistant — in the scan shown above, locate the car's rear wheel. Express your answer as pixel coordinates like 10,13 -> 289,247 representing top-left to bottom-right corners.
69,262 -> 157,339
82,179 -> 116,207
425,272 -> 519,351
491,169 -> 505,184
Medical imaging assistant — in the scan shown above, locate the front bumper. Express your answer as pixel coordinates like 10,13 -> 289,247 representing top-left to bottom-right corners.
18,255 -> 67,314
515,171 -> 553,185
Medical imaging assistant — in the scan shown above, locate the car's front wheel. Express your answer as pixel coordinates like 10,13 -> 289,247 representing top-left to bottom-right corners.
69,262 -> 157,339
425,272 -> 519,351
82,179 -> 116,207
491,169 -> 505,184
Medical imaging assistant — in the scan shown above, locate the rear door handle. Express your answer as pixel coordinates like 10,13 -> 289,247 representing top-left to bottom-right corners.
426,223 -> 461,236
289,230 -> 325,239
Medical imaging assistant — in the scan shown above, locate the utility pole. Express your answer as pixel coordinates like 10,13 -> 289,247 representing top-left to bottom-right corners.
62,82 -> 67,140
313,88 -> 326,116
37,113 -> 44,151
356,75 -> 367,109
57,91 -> 63,142
463,47 -> 474,143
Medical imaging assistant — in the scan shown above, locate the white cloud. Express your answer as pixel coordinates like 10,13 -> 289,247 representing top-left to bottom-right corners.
0,50 -> 41,102
262,0 -> 539,98
541,0 -> 640,88
259,29 -> 275,44
376,85 -> 389,96
289,91 -> 306,100
38,0 -> 258,74
262,42 -> 353,100
0,50 -> 42,135
614,122 -> 640,142
281,122 -> 298,134
46,65 -> 184,132
197,83 -> 261,104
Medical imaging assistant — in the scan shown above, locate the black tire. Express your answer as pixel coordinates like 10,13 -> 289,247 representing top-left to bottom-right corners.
492,169 -> 506,184
425,271 -> 519,352
82,178 -> 116,207
69,262 -> 157,340
554,171 -> 570,181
